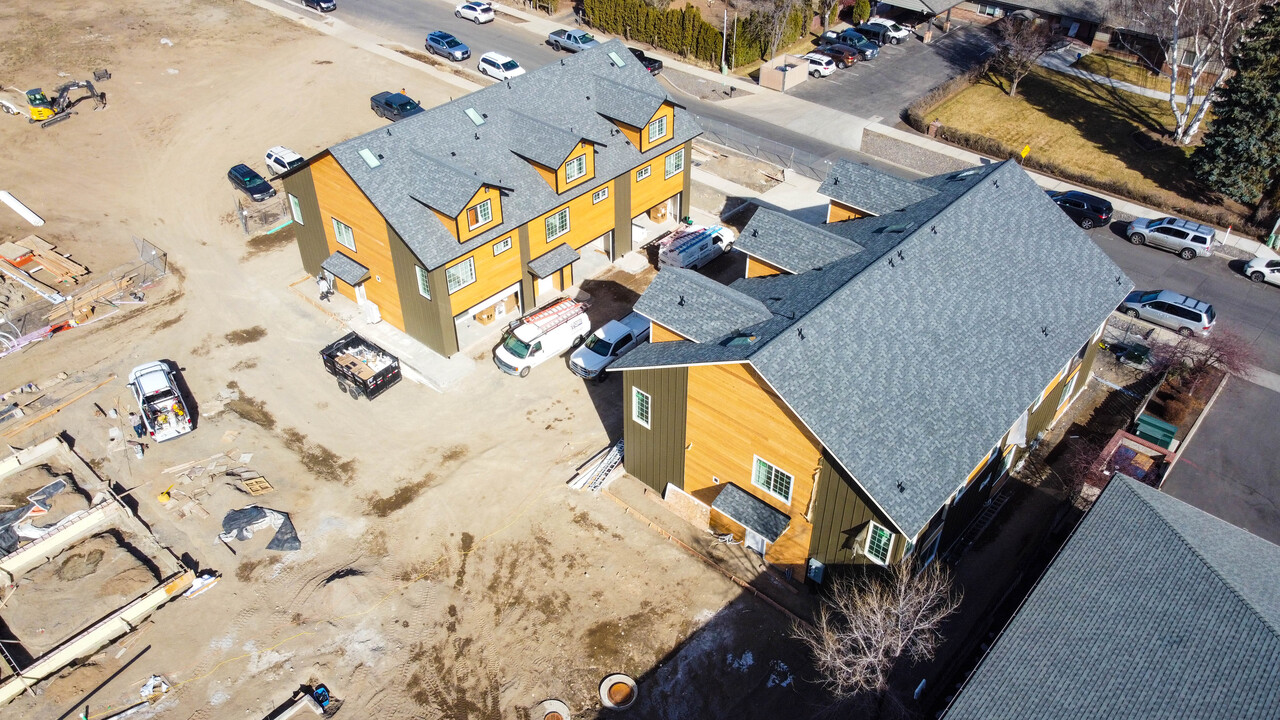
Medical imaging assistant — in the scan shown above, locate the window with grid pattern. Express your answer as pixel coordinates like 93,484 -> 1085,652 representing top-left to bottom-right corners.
636,166 -> 651,182
565,155 -> 587,182
752,457 -> 793,503
647,115 -> 668,143
446,257 -> 476,294
866,522 -> 893,564
493,237 -> 512,255
545,208 -> 570,241
332,217 -> 355,251
415,266 -> 431,300
467,199 -> 493,229
664,148 -> 685,179
592,187 -> 609,204
632,388 -> 650,428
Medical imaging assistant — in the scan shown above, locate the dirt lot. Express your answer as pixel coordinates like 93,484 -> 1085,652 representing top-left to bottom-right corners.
0,1 -> 812,717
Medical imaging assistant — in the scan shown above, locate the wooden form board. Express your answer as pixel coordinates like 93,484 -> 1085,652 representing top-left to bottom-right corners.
16,235 -> 87,284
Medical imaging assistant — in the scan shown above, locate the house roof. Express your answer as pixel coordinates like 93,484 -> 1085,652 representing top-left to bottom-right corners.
527,243 -> 580,279
323,41 -> 699,271
875,0 -> 966,16
817,161 -> 937,216
633,268 -> 772,343
711,483 -> 791,543
943,474 -> 1280,720
737,210 -> 863,273
615,160 -> 1132,536
1008,0 -> 1109,23
321,251 -> 370,286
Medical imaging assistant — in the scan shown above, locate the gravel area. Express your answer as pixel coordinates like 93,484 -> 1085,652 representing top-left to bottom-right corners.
659,67 -> 743,103
861,128 -> 974,176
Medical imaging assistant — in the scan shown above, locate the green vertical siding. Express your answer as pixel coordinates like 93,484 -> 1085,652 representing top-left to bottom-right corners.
612,171 -> 633,256
678,139 -> 692,221
809,455 -> 893,566
388,223 -> 452,355
517,224 -> 535,313
622,367 -> 687,494
281,166 -> 328,276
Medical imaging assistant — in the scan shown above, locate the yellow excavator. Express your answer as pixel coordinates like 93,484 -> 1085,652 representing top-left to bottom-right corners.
26,79 -> 107,128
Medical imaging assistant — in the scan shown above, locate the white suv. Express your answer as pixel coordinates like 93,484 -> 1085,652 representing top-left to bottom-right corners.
265,146 -> 305,176
802,53 -> 836,77
478,52 -> 525,80
866,18 -> 912,44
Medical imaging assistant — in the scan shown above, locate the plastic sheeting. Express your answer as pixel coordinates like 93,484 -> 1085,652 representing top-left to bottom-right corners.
218,506 -> 300,551
0,477 -> 69,555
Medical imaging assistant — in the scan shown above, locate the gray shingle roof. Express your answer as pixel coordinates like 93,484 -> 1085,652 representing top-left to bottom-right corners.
527,243 -> 580,278
325,41 -> 700,270
943,474 -> 1280,720
618,161 -> 1132,536
632,268 -> 772,343
711,483 -> 791,542
737,210 -> 863,273
321,251 -> 369,286
877,0 -> 965,15
817,160 -> 937,216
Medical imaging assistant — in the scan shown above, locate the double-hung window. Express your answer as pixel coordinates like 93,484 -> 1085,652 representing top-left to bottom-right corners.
631,388 -> 651,428
592,187 -> 609,204
664,148 -> 685,179
467,199 -> 493,230
866,521 -> 894,565
565,155 -> 587,182
545,208 -> 570,241
647,115 -> 668,144
446,257 -> 476,294
332,218 -> 355,251
752,456 -> 793,503
493,237 -> 512,255
415,266 -> 431,300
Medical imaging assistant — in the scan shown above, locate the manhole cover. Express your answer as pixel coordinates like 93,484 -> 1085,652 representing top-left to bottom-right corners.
599,674 -> 637,710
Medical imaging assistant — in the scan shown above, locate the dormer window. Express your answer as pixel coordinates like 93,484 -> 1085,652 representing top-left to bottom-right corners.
565,155 -> 587,182
647,115 -> 668,144
467,199 -> 493,229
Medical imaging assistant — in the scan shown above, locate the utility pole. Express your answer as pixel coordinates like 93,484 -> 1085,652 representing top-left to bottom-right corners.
721,8 -> 728,74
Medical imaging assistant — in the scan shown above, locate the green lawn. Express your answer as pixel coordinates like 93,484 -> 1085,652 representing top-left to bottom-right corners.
929,67 -> 1204,202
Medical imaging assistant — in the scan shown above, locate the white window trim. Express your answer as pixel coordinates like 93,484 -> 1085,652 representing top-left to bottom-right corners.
468,199 -> 493,230
288,194 -> 304,225
546,208 -> 570,242
592,187 -> 609,204
446,257 -> 476,294
865,521 -> 894,565
636,166 -> 651,182
647,115 -> 668,143
565,154 -> 587,182
664,148 -> 684,179
631,387 -> 651,428
332,217 -> 355,251
751,455 -> 793,504
415,265 -> 431,300
493,237 -> 512,255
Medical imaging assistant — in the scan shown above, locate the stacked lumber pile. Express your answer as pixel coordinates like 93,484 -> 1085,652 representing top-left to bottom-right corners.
0,235 -> 88,285
45,273 -> 137,325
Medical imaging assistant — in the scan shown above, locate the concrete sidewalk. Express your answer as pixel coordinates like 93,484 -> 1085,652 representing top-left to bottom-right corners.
1038,46 -> 1207,104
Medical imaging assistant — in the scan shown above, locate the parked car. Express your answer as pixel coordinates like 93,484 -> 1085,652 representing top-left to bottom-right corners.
814,44 -> 860,69
855,23 -> 895,46
370,91 -> 425,121
1244,256 -> 1280,286
866,18 -> 912,44
1125,216 -> 1217,260
548,28 -> 599,53
455,1 -> 494,23
127,361 -> 194,442
494,298 -> 592,377
802,53 -> 837,77
228,163 -> 276,202
1046,189 -> 1113,229
570,312 -> 651,380
1120,289 -> 1216,337
478,52 -> 525,80
658,224 -> 736,269
426,30 -> 470,61
818,29 -> 879,60
302,0 -> 336,11
629,47 -> 663,75
264,146 -> 305,176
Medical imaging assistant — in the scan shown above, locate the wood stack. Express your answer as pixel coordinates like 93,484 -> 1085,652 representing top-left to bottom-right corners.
45,273 -> 137,325
9,235 -> 88,285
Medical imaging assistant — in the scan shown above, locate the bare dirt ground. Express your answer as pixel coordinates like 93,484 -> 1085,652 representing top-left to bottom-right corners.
0,1 -> 812,718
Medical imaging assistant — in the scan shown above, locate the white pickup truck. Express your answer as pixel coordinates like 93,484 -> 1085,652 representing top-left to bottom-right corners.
570,312 -> 651,380
493,298 -> 592,377
127,361 -> 194,442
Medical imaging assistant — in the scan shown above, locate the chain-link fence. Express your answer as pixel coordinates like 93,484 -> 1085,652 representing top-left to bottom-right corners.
0,237 -> 168,355
235,194 -> 292,236
691,113 -> 836,182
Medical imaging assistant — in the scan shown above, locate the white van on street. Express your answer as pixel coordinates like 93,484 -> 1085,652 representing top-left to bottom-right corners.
658,225 -> 735,271
493,298 -> 592,377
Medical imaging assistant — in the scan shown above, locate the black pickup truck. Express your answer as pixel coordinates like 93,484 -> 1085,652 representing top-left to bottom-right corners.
628,47 -> 663,75
370,91 -> 424,122
320,332 -> 402,400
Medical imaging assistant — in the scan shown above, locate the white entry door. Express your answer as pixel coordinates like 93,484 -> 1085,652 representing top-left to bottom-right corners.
745,529 -> 767,557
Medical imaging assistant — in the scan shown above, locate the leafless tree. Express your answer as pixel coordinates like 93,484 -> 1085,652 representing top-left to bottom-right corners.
1114,0 -> 1262,144
794,562 -> 962,707
991,16 -> 1055,98
749,0 -> 802,60
1151,328 -> 1257,392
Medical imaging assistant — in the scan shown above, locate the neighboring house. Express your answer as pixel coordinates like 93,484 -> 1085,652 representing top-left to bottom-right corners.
942,473 -> 1280,719
610,160 -> 1132,582
280,41 -> 698,357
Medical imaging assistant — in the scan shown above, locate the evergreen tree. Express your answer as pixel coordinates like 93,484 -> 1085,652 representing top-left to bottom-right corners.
851,0 -> 871,24
1193,2 -> 1280,221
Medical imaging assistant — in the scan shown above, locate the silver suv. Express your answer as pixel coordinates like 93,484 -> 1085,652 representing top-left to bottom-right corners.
1120,290 -> 1215,337
1125,216 -> 1217,260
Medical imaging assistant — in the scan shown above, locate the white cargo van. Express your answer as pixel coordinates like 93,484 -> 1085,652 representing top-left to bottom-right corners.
658,225 -> 735,270
493,298 -> 592,377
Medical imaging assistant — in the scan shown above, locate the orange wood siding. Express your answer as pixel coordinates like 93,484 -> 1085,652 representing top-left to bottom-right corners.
650,322 -> 687,342
684,363 -> 822,575
746,256 -> 788,278
528,180 -> 616,259
826,200 -> 866,223
630,146 -> 685,217
442,232 -> 520,313
431,208 -> 459,240
529,160 -> 557,190
557,142 -> 595,192
639,102 -> 676,153
457,185 -> 503,242
613,119 -> 641,149
310,153 -> 405,330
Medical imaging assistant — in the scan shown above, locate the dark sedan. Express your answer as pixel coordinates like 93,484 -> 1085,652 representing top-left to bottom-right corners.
1047,190 -> 1113,230
228,164 -> 276,202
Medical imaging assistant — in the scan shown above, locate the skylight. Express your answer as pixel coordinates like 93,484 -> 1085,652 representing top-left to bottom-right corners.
465,108 -> 485,126
608,51 -> 626,67
358,148 -> 381,168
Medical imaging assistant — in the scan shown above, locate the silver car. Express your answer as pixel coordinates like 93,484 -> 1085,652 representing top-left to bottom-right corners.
1125,216 -> 1217,260
1120,289 -> 1215,337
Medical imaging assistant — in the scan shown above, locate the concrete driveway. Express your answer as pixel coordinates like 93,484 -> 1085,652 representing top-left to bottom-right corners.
789,25 -> 996,123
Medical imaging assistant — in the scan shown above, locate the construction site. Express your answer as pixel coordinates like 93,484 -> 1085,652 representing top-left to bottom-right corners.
0,0 -> 819,717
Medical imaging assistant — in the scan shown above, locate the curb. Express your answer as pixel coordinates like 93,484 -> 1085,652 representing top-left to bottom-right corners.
1163,371 -> 1229,479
